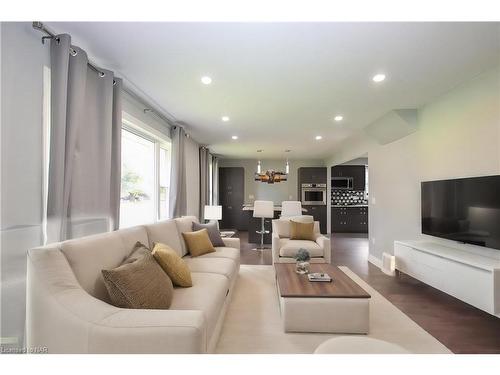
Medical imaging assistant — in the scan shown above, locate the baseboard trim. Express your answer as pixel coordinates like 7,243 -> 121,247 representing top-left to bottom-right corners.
368,254 -> 382,269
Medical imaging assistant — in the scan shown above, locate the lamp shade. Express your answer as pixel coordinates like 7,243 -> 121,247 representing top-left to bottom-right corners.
204,205 -> 222,220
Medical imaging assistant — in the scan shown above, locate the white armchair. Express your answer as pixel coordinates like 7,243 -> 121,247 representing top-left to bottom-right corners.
271,216 -> 331,264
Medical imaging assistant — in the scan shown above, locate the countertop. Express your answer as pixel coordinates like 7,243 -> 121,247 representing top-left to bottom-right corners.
331,205 -> 369,208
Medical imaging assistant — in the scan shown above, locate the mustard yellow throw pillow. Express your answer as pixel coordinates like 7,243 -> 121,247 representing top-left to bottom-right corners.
152,243 -> 193,287
182,229 -> 216,257
290,220 -> 316,241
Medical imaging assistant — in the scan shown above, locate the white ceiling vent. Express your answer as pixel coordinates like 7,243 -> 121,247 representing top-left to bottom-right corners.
363,109 -> 418,145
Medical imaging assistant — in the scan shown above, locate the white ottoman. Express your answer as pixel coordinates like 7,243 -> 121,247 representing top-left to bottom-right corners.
314,337 -> 410,354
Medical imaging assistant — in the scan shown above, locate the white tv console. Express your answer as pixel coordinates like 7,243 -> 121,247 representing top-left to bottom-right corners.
394,240 -> 500,317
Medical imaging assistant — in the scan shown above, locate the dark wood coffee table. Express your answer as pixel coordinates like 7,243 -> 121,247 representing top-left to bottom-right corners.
274,263 -> 371,333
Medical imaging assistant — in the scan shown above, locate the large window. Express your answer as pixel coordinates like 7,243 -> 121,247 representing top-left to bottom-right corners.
120,124 -> 171,228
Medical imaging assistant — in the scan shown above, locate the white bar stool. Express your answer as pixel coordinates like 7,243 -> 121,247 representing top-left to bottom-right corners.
280,201 -> 302,218
252,200 -> 274,251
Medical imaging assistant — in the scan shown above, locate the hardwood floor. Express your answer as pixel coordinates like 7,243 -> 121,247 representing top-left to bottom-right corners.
235,230 -> 500,354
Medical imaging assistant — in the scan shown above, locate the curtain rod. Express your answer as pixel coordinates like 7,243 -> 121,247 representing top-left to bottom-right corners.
32,21 -> 179,130
33,21 -> 107,78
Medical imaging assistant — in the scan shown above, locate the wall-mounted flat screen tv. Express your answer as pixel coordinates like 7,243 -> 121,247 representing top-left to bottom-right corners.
421,175 -> 500,250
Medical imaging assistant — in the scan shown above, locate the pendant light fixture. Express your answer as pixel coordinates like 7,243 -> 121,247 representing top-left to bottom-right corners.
256,150 -> 263,174
285,150 -> 291,174
254,149 -> 289,184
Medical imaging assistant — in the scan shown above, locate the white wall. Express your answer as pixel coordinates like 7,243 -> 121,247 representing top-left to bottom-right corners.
218,158 -> 325,204
326,66 -> 500,261
341,157 -> 368,166
1,22 -> 50,345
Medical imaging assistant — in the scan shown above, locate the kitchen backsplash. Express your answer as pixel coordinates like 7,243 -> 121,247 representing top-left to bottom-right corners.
331,190 -> 368,206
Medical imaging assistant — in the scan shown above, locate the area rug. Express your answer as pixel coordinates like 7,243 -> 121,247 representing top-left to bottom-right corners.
215,265 -> 451,354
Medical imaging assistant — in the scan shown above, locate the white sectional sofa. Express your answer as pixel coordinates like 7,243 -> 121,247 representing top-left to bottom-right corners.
26,216 -> 240,354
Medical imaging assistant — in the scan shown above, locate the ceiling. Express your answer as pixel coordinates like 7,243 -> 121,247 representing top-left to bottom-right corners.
46,22 -> 500,159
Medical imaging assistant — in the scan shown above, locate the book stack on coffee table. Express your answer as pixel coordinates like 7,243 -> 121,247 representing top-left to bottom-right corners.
308,272 -> 332,282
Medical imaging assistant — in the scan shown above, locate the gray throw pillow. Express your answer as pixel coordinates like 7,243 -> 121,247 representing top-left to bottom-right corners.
192,221 -> 225,247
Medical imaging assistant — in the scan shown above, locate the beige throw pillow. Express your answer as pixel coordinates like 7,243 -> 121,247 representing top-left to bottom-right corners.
102,243 -> 174,309
152,242 -> 193,287
290,220 -> 316,241
182,229 -> 216,257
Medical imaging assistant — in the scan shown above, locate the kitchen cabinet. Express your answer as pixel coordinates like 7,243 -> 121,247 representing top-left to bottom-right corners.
303,205 -> 327,233
331,165 -> 366,191
351,166 -> 366,190
298,167 -> 327,184
331,206 -> 368,233
219,167 -> 245,230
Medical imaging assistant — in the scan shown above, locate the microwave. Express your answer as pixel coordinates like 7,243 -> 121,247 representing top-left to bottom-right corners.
301,183 -> 327,205
332,177 -> 353,190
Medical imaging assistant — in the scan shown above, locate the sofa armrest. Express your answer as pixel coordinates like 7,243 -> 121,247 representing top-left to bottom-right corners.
272,233 -> 281,264
222,237 -> 240,250
315,235 -> 331,264
90,309 -> 206,353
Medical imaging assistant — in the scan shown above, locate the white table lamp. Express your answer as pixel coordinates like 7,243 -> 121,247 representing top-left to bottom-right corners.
204,205 -> 222,222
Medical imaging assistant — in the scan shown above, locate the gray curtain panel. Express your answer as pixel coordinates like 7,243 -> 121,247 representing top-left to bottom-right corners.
169,126 -> 187,218
199,147 -> 210,219
46,34 -> 122,243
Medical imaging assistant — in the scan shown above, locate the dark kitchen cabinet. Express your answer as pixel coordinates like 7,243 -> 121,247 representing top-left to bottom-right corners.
298,167 -> 327,201
331,166 -> 344,177
298,167 -> 327,184
218,167 -> 245,230
304,205 -> 327,233
331,206 -> 368,233
351,166 -> 366,191
331,165 -> 366,191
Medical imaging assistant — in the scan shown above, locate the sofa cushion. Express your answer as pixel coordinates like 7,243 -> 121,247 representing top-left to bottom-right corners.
175,216 -> 199,256
184,247 -> 240,265
183,257 -> 237,281
279,239 -> 324,258
182,229 -> 216,257
117,227 -> 151,255
170,272 -> 229,339
152,243 -> 193,287
102,247 -> 174,309
192,221 -> 225,247
61,226 -> 149,302
144,219 -> 183,257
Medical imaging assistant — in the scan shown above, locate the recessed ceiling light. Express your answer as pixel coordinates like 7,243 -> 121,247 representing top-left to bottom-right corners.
232,135 -> 238,140
372,73 -> 386,83
201,76 -> 212,85
334,115 -> 343,122
222,116 -> 230,122
315,135 -> 323,141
